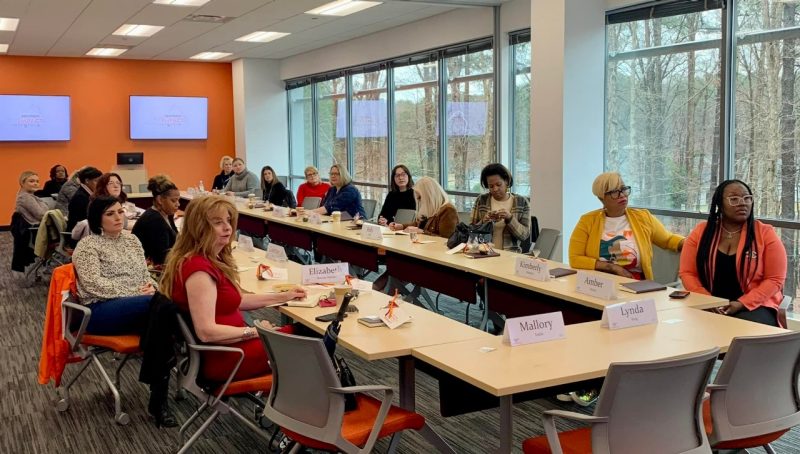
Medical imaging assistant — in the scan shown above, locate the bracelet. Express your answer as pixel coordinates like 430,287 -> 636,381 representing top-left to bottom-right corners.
243,326 -> 256,339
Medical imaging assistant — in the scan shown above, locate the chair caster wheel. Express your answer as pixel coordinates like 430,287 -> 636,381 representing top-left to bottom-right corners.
115,412 -> 130,425
56,399 -> 69,412
175,389 -> 188,401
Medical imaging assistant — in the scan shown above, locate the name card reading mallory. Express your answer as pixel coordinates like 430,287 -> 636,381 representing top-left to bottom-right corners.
502,311 -> 566,346
515,256 -> 550,281
266,243 -> 288,262
576,271 -> 617,300
301,262 -> 349,285
601,298 -> 658,330
361,223 -> 383,241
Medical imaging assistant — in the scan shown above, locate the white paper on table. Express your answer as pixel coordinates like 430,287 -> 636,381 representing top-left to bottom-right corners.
262,267 -> 289,281
379,302 -> 412,329
446,243 -> 466,254
349,278 -> 373,293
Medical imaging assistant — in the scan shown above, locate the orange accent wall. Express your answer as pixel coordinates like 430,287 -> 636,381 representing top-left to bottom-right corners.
0,56 -> 234,223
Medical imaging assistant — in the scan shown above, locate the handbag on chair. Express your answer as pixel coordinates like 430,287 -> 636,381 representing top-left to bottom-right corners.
447,221 -> 493,249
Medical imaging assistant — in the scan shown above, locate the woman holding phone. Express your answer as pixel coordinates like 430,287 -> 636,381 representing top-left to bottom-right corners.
470,163 -> 531,253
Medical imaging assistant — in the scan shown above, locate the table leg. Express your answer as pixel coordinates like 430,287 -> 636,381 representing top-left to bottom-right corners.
398,357 -> 455,453
480,279 -> 490,331
497,395 -> 513,454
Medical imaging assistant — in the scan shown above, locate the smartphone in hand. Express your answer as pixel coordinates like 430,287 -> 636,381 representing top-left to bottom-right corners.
669,290 -> 690,299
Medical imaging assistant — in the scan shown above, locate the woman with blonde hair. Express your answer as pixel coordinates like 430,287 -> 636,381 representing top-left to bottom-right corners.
212,155 -> 234,191
390,176 -> 458,238
160,196 -> 305,384
569,171 -> 684,280
296,165 -> 330,208
312,163 -> 365,218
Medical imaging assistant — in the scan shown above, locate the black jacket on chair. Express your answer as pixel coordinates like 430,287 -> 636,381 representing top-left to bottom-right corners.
11,212 -> 36,272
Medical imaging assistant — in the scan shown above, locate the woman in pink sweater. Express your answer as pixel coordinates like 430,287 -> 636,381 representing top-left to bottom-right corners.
679,180 -> 787,326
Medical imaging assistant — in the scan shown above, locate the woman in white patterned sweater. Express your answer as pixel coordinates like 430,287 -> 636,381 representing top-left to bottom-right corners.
72,195 -> 157,335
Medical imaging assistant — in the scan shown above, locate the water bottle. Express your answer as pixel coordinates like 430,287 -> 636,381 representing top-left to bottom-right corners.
198,180 -> 205,193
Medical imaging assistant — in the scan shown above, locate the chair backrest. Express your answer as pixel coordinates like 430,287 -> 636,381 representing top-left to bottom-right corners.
277,175 -> 288,186
362,198 -> 377,219
122,184 -> 132,193
532,228 -> 560,260
709,331 -> 800,443
138,183 -> 148,193
652,246 -> 681,285
302,196 -> 322,210
174,313 -> 204,395
394,208 -> 416,224
592,347 -> 719,454
530,215 -> 540,243
778,295 -> 793,329
283,189 -> 297,208
258,328 -> 345,442
457,211 -> 472,225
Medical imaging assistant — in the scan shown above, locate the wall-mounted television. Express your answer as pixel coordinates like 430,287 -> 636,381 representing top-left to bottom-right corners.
0,95 -> 71,141
130,96 -> 208,140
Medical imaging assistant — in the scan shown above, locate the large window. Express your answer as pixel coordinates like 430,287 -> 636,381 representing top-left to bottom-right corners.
606,0 -> 799,297
316,77 -> 348,174
510,31 -> 531,198
394,57 -> 440,181
288,84 -> 313,189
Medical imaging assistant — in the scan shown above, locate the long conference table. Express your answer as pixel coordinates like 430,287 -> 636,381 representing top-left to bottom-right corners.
198,193 -> 789,453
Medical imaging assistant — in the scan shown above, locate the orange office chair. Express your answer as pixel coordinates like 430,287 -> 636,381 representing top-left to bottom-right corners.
256,327 -> 425,454
43,264 -> 141,425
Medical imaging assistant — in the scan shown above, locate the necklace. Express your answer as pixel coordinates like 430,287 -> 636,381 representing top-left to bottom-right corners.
721,224 -> 742,239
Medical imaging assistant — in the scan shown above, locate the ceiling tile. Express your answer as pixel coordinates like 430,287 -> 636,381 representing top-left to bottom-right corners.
10,0 -> 90,55
48,0 -> 153,56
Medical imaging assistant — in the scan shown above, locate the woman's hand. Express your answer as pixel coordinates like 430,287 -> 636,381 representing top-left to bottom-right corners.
389,222 -> 403,231
140,283 -> 156,295
378,216 -> 388,226
283,287 -> 307,302
495,208 -> 511,221
596,261 -> 633,279
254,319 -> 275,330
716,300 -> 745,316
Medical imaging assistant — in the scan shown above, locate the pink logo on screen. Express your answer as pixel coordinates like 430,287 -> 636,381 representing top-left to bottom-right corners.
17,114 -> 43,128
161,114 -> 186,128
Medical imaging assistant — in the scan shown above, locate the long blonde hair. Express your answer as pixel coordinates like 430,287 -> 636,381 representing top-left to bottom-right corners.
159,196 -> 240,299
414,176 -> 449,219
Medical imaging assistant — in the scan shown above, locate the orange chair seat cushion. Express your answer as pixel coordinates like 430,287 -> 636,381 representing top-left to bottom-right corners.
282,394 -> 425,450
702,399 -> 789,449
522,428 -> 592,454
213,374 -> 273,397
81,334 -> 141,354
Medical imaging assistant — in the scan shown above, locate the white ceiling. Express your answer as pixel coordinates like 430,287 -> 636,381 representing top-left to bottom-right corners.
0,0 -> 505,62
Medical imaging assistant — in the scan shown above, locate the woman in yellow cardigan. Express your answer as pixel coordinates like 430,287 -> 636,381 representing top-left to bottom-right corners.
569,172 -> 684,280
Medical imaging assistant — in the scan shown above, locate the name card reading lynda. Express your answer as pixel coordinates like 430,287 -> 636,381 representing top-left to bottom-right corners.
361,223 -> 383,241
515,256 -> 550,281
601,298 -> 658,330
301,262 -> 349,285
576,271 -> 617,300
502,312 -> 566,346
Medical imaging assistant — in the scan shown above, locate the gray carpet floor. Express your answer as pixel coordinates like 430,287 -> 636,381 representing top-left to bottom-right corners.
3,232 -> 797,453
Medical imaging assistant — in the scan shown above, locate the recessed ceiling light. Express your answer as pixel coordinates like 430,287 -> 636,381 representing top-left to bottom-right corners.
235,31 -> 290,43
305,0 -> 381,16
86,47 -> 127,57
190,51 -> 232,60
0,17 -> 19,32
0,44 -> 8,53
152,0 -> 210,6
113,24 -> 164,37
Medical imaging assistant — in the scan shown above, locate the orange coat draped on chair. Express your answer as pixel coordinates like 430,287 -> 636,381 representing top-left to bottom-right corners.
38,264 -> 78,387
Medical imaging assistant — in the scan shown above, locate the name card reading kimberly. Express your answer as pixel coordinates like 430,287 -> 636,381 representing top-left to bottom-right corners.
273,206 -> 289,217
576,271 -> 617,300
361,223 -> 383,241
515,256 -> 550,282
502,312 -> 566,346
266,243 -> 288,262
301,262 -> 349,285
601,298 -> 658,330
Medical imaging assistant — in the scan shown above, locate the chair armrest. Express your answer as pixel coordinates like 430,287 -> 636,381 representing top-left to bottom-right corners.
542,410 -> 608,454
186,343 -> 245,403
62,301 -> 90,352
330,384 -> 394,452
329,385 -> 392,394
705,384 -> 727,395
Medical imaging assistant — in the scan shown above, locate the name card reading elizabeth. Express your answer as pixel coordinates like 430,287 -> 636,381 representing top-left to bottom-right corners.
502,312 -> 566,346
576,271 -> 617,300
273,206 -> 289,217
515,256 -> 550,282
308,212 -> 322,225
361,223 -> 383,241
601,298 -> 658,330
266,243 -> 288,262
238,235 -> 255,252
301,262 -> 349,285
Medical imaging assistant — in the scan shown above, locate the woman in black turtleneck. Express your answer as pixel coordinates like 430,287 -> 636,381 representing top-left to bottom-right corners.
378,165 -> 416,225
260,165 -> 294,207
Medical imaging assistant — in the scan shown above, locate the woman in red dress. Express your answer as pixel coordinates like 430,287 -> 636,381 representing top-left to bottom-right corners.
160,196 -> 305,381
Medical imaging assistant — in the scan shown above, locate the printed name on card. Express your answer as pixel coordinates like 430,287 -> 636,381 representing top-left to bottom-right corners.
379,301 -> 412,329
575,271 -> 617,300
515,256 -> 550,282
502,312 -> 566,346
601,298 -> 658,330
266,243 -> 288,262
361,223 -> 383,241
273,206 -> 289,217
238,235 -> 254,252
308,212 -> 322,225
301,262 -> 349,285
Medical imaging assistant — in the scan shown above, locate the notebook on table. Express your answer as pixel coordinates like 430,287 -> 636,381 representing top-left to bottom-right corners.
619,280 -> 667,294
549,268 -> 577,278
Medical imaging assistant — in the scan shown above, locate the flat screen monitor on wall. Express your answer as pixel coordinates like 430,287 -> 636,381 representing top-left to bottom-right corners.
130,96 -> 208,140
0,95 -> 71,141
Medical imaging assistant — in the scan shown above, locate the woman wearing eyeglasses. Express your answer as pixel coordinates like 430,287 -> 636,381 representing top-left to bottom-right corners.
569,172 -> 684,280
679,180 -> 786,326
296,166 -> 331,208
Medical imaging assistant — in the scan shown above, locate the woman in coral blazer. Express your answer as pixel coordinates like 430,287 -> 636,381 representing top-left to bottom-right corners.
680,180 -> 786,326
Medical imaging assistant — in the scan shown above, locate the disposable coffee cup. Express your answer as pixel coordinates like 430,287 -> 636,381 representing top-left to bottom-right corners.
333,285 -> 352,306
331,211 -> 342,222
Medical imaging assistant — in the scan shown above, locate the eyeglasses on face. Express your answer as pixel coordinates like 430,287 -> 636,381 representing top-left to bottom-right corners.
330,172 -> 340,176
726,195 -> 754,206
604,186 -> 632,199
305,172 -> 318,178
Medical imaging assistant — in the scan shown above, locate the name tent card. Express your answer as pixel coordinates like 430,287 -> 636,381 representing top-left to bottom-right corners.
266,243 -> 288,262
301,262 -> 349,285
601,298 -> 658,330
515,256 -> 550,282
502,312 -> 566,346
238,235 -> 255,252
361,223 -> 383,241
273,206 -> 289,217
576,271 -> 617,300
380,302 -> 412,330
308,212 -> 322,225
